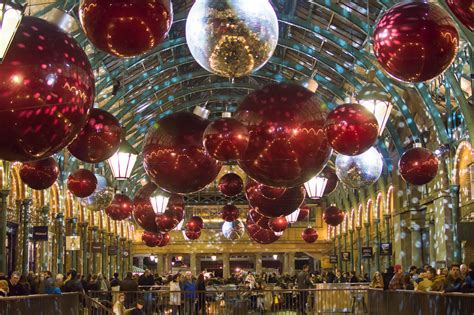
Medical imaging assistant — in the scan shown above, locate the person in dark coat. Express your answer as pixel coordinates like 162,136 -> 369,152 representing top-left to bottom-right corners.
8,271 -> 26,296
120,272 -> 139,308
129,299 -> 145,315
196,273 -> 207,315
63,270 -> 84,293
383,266 -> 395,290
27,272 -> 38,294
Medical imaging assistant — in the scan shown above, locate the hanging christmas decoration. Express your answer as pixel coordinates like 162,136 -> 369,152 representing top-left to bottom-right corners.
79,0 -> 173,57
335,147 -> 383,188
222,220 -> 245,240
399,145 -> 439,186
157,232 -> 171,247
323,206 -> 345,227
297,205 -> 310,222
167,195 -> 185,222
325,103 -> 379,156
218,173 -> 243,197
0,16 -> 94,162
184,229 -> 201,241
80,174 -> 114,211
302,227 -> 318,243
19,157 -> 59,190
67,169 -> 97,198
372,1 -> 459,83
133,182 -> 159,233
186,216 -> 204,232
142,231 -> 160,247
105,193 -> 134,221
248,208 -> 271,230
258,184 -> 286,200
269,216 -> 288,233
235,83 -> 332,188
221,204 -> 240,222
155,212 -> 179,232
142,111 -> 222,194
246,217 -> 280,244
185,0 -> 278,78
322,166 -> 338,196
203,115 -> 250,161
67,108 -> 122,164
446,0 -> 474,32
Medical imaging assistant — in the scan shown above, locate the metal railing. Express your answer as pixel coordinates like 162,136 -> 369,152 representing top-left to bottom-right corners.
0,292 -> 80,315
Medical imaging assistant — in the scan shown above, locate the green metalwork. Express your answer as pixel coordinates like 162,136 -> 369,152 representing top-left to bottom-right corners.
39,206 -> 50,272
364,223 -> 371,279
81,223 -> 89,276
56,213 -> 65,275
450,185 -> 461,263
384,214 -> 392,267
21,199 -> 31,275
337,233 -> 343,271
373,218 -> 381,273
349,230 -> 355,272
0,190 -> 9,274
356,227 -> 362,276
101,230 -> 107,276
91,227 -> 98,274
68,218 -> 78,271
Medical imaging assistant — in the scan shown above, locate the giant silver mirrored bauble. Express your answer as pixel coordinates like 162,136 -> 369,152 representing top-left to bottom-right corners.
185,0 -> 278,78
80,174 -> 115,211
222,219 -> 245,240
335,147 -> 383,188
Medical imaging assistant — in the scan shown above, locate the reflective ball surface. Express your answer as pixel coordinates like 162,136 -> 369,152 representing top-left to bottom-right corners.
105,193 -> 134,221
446,0 -> 474,32
157,232 -> 171,247
222,220 -> 245,240
373,1 -> 459,83
297,204 -> 310,222
323,206 -> 345,227
80,174 -> 114,211
218,173 -> 243,197
335,147 -> 383,189
133,182 -> 159,233
302,227 -> 318,243
184,229 -> 201,241
221,204 -> 240,222
235,83 -> 332,187
142,231 -> 160,247
0,16 -> 94,162
20,157 -> 59,190
203,117 -> 250,161
79,0 -> 173,57
399,147 -> 439,186
155,211 -> 179,232
246,215 -> 280,244
67,108 -> 122,163
325,103 -> 378,156
142,112 -> 222,194
322,167 -> 338,196
269,216 -> 288,233
186,216 -> 204,232
67,169 -> 97,198
248,208 -> 271,230
186,0 -> 278,78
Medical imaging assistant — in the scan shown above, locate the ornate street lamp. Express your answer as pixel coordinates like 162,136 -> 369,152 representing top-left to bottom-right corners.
285,208 -> 301,224
304,175 -> 328,199
107,136 -> 138,180
0,0 -> 24,62
149,190 -> 169,215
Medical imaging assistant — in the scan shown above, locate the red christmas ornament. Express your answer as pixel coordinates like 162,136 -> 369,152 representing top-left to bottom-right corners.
67,108 -> 122,163
372,1 -> 459,83
142,112 -> 222,194
302,227 -> 318,243
157,232 -> 171,247
67,169 -> 97,198
323,206 -> 345,227
245,178 -> 305,217
19,157 -> 59,190
167,194 -> 185,222
322,167 -> 338,196
203,117 -> 250,161
269,216 -> 288,233
399,146 -> 439,186
79,0 -> 173,57
155,211 -> 179,232
248,208 -> 271,230
235,83 -> 332,188
446,0 -> 474,32
142,231 -> 160,247
325,103 -> 379,156
218,173 -> 243,197
258,184 -> 286,200
105,193 -> 134,221
133,183 -> 159,233
0,16 -> 94,162
221,205 -> 240,222
185,229 -> 201,241
186,216 -> 204,232
246,217 -> 280,244
297,204 -> 310,222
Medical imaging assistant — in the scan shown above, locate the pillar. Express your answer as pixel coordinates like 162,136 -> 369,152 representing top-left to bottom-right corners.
255,253 -> 262,275
116,236 -> 121,277
80,223 -> 89,276
222,253 -> 230,279
68,218 -> 78,271
450,185 -> 461,263
364,223 -> 371,278
101,230 -> 107,276
337,234 -> 343,271
374,218 -> 381,273
91,227 -> 98,274
21,199 -> 32,275
429,217 -> 436,267
137,256 -> 144,270
120,238 -> 126,273
156,254 -> 164,275
108,233 -> 114,279
283,253 -> 289,275
349,230 -> 355,272
127,240 -> 132,273
384,214 -> 392,267
410,224 -> 422,268
56,213 -> 65,274
343,232 -> 348,272
190,253 -> 197,275
39,206 -> 50,272
356,227 -> 362,276
0,189 -> 10,274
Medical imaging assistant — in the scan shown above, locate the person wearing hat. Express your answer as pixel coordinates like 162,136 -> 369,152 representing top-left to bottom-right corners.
388,264 -> 404,290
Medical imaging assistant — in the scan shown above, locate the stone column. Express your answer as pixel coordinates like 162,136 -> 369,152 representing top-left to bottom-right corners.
255,253 -> 262,275
450,185 -> 461,263
374,218 -> 381,273
39,206 -> 50,272
337,234 -> 343,271
155,254 -> 164,275
384,215 -> 392,267
190,253 -> 197,276
364,223 -> 371,278
349,229 -> 355,272
101,230 -> 107,276
80,223 -> 89,276
21,198 -> 32,275
222,253 -> 230,279
56,213 -> 65,274
137,256 -> 144,270
91,227 -> 98,274
288,252 -> 295,275
120,238 -> 126,274
283,253 -> 289,275
108,233 -> 114,279
356,227 -> 362,276
0,189 -> 10,274
343,232 -> 348,272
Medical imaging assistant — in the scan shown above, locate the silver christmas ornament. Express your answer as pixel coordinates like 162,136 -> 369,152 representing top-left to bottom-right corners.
335,147 -> 383,188
222,219 -> 245,240
80,174 -> 114,211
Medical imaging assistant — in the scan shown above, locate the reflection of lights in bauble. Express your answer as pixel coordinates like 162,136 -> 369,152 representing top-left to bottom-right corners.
0,16 -> 94,162
157,232 -> 171,247
222,220 -> 245,240
325,103 -> 378,156
297,205 -> 310,222
168,195 -> 185,222
142,231 -> 160,247
203,117 -> 250,161
323,206 -> 345,227
245,178 -> 305,217
142,112 -> 222,194
186,216 -> 204,232
155,211 -> 179,232
185,0 -> 278,78
184,229 -> 201,241
133,182 -> 159,233
399,146 -> 439,186
372,1 -> 458,83
67,108 -> 122,163
302,227 -> 318,243
221,204 -> 240,222
105,193 -> 134,221
259,184 -> 286,200
20,158 -> 59,190
79,0 -> 173,57
218,173 -> 243,197
80,174 -> 114,211
446,0 -> 474,32
235,83 -> 331,187
67,169 -> 97,198
335,147 -> 383,188
269,216 -> 288,233
246,216 -> 280,244
248,208 -> 271,230
323,167 -> 338,196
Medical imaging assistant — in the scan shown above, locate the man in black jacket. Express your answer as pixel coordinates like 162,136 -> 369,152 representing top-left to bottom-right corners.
129,299 -> 145,315
120,272 -> 139,308
63,269 -> 84,293
8,271 -> 25,296
297,265 -> 312,315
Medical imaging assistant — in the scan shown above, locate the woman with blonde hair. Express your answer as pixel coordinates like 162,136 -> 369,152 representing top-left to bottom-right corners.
370,272 -> 384,289
113,293 -> 127,315
0,280 -> 9,297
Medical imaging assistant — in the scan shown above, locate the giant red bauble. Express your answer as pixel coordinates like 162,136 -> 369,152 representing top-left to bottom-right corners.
245,178 -> 305,217
79,0 -> 173,58
203,117 -> 250,161
19,157 -> 59,190
155,211 -> 179,232
186,216 -> 204,232
157,232 -> 171,247
142,231 -> 160,247
246,216 -> 280,244
372,1 -> 459,83
218,173 -> 243,197
399,147 -> 439,186
234,83 -> 332,187
446,0 -> 474,32
167,194 -> 185,222
297,204 -> 310,222
248,208 -> 271,230
302,227 -> 318,243
68,108 -> 122,163
105,193 -> 134,221
325,103 -> 378,156
142,112 -> 222,194
185,229 -> 201,241
67,169 -> 97,198
323,206 -> 345,227
133,182 -> 159,233
269,216 -> 288,233
0,16 -> 94,162
221,204 -> 240,222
